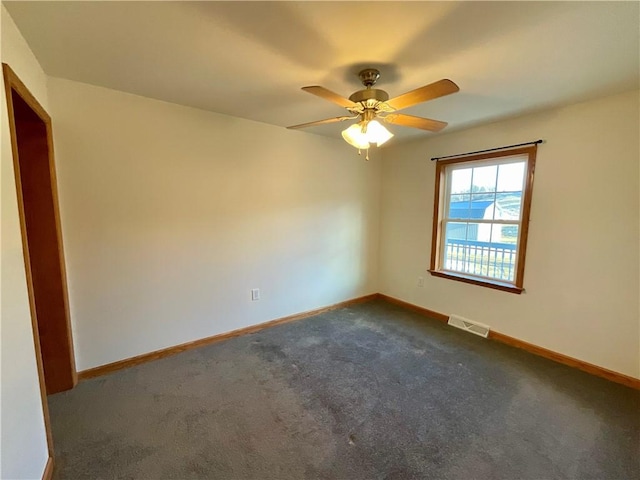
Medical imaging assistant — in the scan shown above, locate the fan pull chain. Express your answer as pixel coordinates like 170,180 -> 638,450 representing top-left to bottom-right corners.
356,148 -> 370,161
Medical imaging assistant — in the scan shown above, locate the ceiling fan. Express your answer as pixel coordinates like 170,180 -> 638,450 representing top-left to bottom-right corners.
287,68 -> 459,155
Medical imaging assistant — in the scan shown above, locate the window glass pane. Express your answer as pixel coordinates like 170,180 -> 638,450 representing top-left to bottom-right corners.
497,162 -> 525,192
443,222 -> 468,272
472,165 -> 497,193
498,223 -> 519,245
443,222 -> 519,281
463,222 -> 484,277
466,221 -> 483,242
448,194 -> 471,219
486,225 -> 519,281
466,222 -> 485,276
444,221 -> 468,241
450,168 -> 472,194
468,193 -> 495,221
470,191 -> 494,202
495,192 -> 522,220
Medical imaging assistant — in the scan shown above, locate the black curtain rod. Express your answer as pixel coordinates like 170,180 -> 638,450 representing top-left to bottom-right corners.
430,139 -> 544,161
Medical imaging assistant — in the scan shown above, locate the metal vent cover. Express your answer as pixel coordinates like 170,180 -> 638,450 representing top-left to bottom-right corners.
448,314 -> 490,338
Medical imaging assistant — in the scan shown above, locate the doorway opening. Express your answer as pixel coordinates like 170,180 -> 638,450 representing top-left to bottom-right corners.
3,63 -> 76,398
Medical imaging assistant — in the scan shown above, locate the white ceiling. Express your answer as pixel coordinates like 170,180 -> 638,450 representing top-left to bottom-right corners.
4,1 -> 639,142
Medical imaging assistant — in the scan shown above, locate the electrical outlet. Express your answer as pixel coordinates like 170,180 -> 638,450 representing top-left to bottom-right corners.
417,277 -> 424,287
251,288 -> 260,301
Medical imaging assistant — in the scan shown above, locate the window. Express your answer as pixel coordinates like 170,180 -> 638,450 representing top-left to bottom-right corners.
429,146 -> 537,293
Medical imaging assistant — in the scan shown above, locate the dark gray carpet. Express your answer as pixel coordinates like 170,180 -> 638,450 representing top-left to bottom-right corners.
49,299 -> 639,479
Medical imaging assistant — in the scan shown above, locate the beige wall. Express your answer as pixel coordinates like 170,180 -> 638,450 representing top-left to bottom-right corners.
379,90 -> 640,378
48,77 -> 381,371
2,12 -> 637,480
0,5 -> 50,479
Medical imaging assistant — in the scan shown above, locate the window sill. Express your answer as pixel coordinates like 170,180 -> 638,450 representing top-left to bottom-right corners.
428,270 -> 524,294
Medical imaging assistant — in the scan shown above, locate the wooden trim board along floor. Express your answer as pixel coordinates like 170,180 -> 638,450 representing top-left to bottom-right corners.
77,294 -> 378,380
377,294 -> 640,390
77,293 -> 640,390
42,457 -> 54,480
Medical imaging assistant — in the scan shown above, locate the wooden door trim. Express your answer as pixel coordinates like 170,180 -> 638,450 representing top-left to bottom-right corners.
2,63 -> 76,459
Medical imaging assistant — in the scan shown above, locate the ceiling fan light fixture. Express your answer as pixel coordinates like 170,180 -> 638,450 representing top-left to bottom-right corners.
366,120 -> 394,146
341,123 -> 370,149
342,120 -> 394,149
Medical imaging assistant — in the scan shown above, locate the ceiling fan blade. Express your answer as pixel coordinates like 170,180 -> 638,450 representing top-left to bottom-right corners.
385,79 -> 459,111
287,116 -> 354,130
301,86 -> 356,108
384,113 -> 448,132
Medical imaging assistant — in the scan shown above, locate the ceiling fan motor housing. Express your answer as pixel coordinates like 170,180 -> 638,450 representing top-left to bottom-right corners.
349,88 -> 390,104
349,68 -> 390,104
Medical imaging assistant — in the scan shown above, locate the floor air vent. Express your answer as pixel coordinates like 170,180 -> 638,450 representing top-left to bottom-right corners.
448,315 -> 490,338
